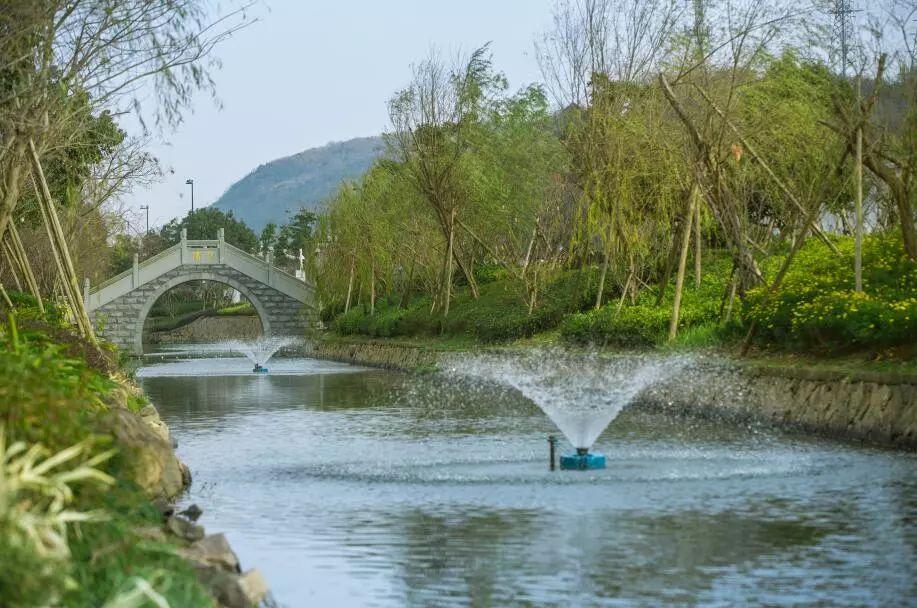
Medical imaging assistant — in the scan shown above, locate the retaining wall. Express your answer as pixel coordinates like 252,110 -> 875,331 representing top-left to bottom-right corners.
309,339 -> 917,450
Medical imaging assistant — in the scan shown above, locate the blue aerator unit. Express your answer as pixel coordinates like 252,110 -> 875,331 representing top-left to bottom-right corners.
253,364 -> 269,374
559,447 -> 606,470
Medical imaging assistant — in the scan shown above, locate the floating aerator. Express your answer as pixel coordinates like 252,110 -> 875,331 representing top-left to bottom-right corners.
559,447 -> 606,470
253,364 -> 269,374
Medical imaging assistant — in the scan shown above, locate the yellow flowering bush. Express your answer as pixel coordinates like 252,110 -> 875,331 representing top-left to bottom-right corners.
744,233 -> 917,348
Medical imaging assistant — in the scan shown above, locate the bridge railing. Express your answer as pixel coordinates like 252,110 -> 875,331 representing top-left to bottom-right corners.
85,229 -> 314,311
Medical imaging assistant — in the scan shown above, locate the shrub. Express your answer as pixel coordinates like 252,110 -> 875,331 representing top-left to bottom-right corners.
744,233 -> 917,349
4,290 -> 67,325
561,257 -> 731,347
562,304 -> 669,346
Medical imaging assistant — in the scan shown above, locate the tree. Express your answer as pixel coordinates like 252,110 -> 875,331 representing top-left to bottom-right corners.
0,0 -> 252,342
386,44 -> 507,315
275,208 -> 317,268
160,208 -> 258,253
260,223 -> 278,255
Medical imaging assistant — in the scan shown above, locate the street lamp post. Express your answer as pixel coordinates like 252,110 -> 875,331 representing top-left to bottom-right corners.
185,178 -> 194,213
139,205 -> 149,234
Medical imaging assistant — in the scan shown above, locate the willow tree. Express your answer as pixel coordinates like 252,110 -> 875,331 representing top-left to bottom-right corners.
457,84 -> 570,310
386,45 -> 508,315
312,162 -> 437,315
537,0 -> 684,308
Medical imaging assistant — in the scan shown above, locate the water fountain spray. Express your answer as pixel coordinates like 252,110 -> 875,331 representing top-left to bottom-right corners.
226,336 -> 300,374
447,350 -> 690,471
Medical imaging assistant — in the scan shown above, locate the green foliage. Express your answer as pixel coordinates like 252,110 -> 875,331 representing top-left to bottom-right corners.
260,207 -> 318,269
561,258 -> 732,347
0,316 -> 211,606
4,290 -> 67,325
216,301 -> 255,316
0,318 -> 113,452
64,481 -> 212,608
744,234 -> 917,349
160,207 -> 258,253
332,267 -> 610,342
0,432 -> 115,607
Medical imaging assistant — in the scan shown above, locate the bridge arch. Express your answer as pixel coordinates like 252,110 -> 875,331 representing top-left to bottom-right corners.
135,271 -> 272,355
86,233 -> 314,355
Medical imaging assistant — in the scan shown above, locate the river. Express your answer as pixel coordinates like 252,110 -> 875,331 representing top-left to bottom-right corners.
138,346 -> 917,608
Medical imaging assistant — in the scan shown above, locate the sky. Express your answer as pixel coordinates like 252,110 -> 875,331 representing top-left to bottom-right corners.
123,0 -> 555,232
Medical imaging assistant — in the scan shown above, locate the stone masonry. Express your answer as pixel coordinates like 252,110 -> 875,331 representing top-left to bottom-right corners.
90,265 -> 313,355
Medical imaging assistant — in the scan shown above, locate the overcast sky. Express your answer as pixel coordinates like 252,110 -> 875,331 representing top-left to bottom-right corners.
123,0 -> 555,232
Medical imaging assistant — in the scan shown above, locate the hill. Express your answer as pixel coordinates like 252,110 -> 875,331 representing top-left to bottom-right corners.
212,135 -> 384,231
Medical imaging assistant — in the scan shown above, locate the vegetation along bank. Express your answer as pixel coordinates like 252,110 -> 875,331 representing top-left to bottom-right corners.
0,299 -> 267,607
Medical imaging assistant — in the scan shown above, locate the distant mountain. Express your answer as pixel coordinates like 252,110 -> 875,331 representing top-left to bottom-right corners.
212,136 -> 384,231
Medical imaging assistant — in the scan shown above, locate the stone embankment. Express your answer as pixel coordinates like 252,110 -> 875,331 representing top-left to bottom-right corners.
147,315 -> 262,344
309,339 -> 916,450
112,377 -> 269,607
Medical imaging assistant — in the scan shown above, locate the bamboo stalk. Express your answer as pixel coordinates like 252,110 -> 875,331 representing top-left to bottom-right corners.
2,240 -> 23,291
595,225 -> 613,310
0,281 -> 12,309
854,77 -> 863,292
8,223 -> 44,314
28,140 -> 96,343
521,223 -> 538,278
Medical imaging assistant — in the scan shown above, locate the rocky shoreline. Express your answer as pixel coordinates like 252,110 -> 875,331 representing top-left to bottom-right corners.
116,380 -> 270,607
308,339 -> 917,451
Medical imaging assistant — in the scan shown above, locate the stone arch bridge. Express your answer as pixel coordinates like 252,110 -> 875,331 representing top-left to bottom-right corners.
85,229 -> 315,355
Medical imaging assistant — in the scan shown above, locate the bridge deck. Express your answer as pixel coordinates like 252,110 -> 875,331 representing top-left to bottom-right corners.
85,231 -> 313,311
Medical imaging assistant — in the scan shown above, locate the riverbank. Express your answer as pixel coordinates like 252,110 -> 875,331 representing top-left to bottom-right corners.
0,315 -> 267,607
308,335 -> 917,450
147,314 -> 262,344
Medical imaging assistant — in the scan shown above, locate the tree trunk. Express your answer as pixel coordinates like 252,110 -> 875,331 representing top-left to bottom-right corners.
444,208 -> 455,317
344,258 -> 355,313
668,184 -> 698,342
615,272 -> 633,316
854,115 -> 863,292
452,242 -> 479,299
370,262 -> 376,315
723,275 -> 738,323
0,281 -> 12,309
694,202 -> 702,287
2,239 -> 24,290
655,228 -> 680,306
595,225 -> 613,310
522,223 -> 538,277
399,257 -> 416,309
527,266 -> 539,315
0,144 -> 25,244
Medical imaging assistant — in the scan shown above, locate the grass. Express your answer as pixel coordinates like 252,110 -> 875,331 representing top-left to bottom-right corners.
215,301 -> 255,316
146,301 -> 257,334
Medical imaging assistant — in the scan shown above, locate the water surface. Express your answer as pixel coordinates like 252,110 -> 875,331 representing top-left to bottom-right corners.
139,348 -> 917,607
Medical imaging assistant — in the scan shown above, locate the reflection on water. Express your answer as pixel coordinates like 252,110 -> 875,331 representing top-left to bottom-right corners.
139,353 -> 917,608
